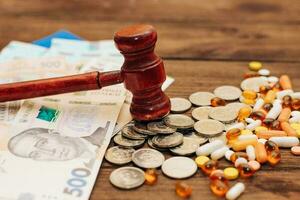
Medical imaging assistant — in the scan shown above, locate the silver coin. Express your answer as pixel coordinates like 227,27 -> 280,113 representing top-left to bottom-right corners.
163,114 -> 195,129
208,132 -> 227,143
122,125 -> 148,140
169,137 -> 199,156
113,134 -> 145,148
147,121 -> 176,135
226,102 -> 250,114
133,121 -> 157,136
194,119 -> 225,137
147,138 -> 168,151
170,97 -> 192,113
184,132 -> 208,145
240,77 -> 269,92
189,92 -> 215,106
213,85 -> 242,101
191,106 -> 211,121
152,132 -> 184,148
110,167 -> 145,189
161,157 -> 197,179
208,106 -> 237,123
132,148 -> 165,168
105,146 -> 135,165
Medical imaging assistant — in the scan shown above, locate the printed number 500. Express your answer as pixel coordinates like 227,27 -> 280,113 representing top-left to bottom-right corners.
64,168 -> 91,197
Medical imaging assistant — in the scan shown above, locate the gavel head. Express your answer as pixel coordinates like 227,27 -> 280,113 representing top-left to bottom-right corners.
114,24 -> 171,121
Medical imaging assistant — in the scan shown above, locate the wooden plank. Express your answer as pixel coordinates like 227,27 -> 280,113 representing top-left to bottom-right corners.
91,60 -> 300,200
0,18 -> 299,62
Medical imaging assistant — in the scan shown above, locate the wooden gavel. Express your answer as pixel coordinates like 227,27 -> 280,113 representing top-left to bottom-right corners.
0,24 -> 171,121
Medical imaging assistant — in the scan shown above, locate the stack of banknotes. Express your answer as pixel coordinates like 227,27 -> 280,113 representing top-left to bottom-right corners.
0,39 -> 174,200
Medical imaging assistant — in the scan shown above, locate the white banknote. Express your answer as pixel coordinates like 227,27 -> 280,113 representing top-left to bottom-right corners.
0,95 -> 124,200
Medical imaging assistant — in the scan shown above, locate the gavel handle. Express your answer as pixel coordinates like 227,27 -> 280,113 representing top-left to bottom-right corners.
0,70 -> 123,102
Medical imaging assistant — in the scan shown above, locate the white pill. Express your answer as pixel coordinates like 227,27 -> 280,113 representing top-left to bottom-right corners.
235,157 -> 248,168
258,138 -> 267,144
226,182 -> 245,200
291,111 -> 300,117
291,92 -> 300,99
269,137 -> 300,148
196,140 -> 224,156
226,122 -> 245,131
238,134 -> 258,141
246,120 -> 261,131
253,98 -> 264,111
246,145 -> 256,161
276,89 -> 293,100
289,116 -> 300,123
258,69 -> 270,76
211,146 -> 229,160
225,150 -> 235,161
266,103 -> 282,119
245,118 -> 255,124
267,76 -> 279,83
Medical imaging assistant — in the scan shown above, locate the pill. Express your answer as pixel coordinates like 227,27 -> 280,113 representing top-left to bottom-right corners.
242,90 -> 257,99
226,128 -> 241,140
269,136 -> 299,148
211,97 -> 226,107
255,142 -> 268,163
264,90 -> 276,104
259,85 -> 271,95
175,182 -> 192,198
256,130 -> 287,139
276,89 -> 293,100
241,129 -> 253,135
268,76 -> 279,83
282,95 -> 292,108
291,146 -> 300,156
201,160 -> 218,176
289,115 -> 300,123
246,120 -> 262,131
195,156 -> 210,167
292,99 -> 300,110
279,75 -> 292,90
230,152 -> 248,163
291,111 -> 300,117
234,157 -> 248,168
238,134 -> 257,141
266,102 -> 282,119
264,140 -> 279,153
224,167 -> 239,180
241,98 -> 256,105
254,126 -> 268,134
258,138 -> 267,144
248,160 -> 261,171
267,150 -> 281,166
237,107 -> 252,122
258,69 -> 270,76
291,92 -> 300,99
196,140 -> 224,156
245,118 -> 255,124
248,61 -> 262,71
211,146 -> 229,160
278,107 -> 291,122
262,103 -> 273,112
253,98 -> 264,111
225,150 -> 235,161
226,122 -> 245,131
226,182 -> 245,200
290,123 -> 300,129
280,122 -> 297,137
232,139 -> 258,151
246,145 -> 256,161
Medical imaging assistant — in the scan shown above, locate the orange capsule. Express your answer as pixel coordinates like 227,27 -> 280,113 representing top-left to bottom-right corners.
211,97 -> 226,107
237,163 -> 255,178
145,169 -> 158,185
267,150 -> 281,166
230,152 -> 248,163
291,99 -> 300,110
242,90 -> 257,100
250,111 -> 266,121
270,120 -> 281,130
262,118 -> 275,128
201,160 -> 218,176
255,142 -> 268,163
264,140 -> 279,153
259,85 -> 272,95
282,95 -> 292,108
279,75 -> 292,90
237,107 -> 252,122
226,128 -> 241,140
210,179 -> 229,197
232,139 -> 258,151
278,107 -> 291,122
256,130 -> 287,139
209,170 -> 227,182
280,121 -> 297,137
262,103 -> 273,112
175,182 -> 192,198
264,90 -> 276,104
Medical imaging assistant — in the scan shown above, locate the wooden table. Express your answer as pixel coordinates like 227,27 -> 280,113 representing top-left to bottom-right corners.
1,1 -> 300,199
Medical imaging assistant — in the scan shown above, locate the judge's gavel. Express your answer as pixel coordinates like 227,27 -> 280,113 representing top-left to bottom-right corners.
0,24 -> 171,121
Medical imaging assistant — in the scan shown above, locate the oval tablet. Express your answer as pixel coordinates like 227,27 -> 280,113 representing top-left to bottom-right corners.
226,182 -> 245,200
269,136 -> 299,148
196,140 -> 224,156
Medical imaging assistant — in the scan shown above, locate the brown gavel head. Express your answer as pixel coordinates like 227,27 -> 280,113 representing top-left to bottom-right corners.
0,24 -> 171,121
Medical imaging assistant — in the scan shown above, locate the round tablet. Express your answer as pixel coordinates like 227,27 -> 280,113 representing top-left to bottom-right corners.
110,167 -> 145,189
105,146 -> 135,165
240,77 -> 269,92
224,167 -> 239,180
213,85 -> 242,101
258,69 -> 270,76
209,106 -> 237,123
164,114 -> 195,129
189,92 -> 215,106
191,106 -> 211,121
194,119 -> 225,137
170,97 -> 192,113
195,156 -> 210,167
132,148 -> 165,168
162,157 -> 197,179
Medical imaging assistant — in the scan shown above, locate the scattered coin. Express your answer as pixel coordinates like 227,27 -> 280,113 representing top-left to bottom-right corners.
132,148 -> 165,168
164,114 -> 195,129
161,157 -> 197,179
147,138 -> 168,151
105,146 -> 135,165
225,102 -> 250,115
152,132 -> 184,148
189,92 -> 215,106
122,125 -> 148,140
191,106 -> 211,121
209,106 -> 237,123
147,121 -> 177,135
110,167 -> 145,189
133,121 -> 157,136
240,77 -> 269,92
184,132 -> 208,145
113,134 -> 145,148
213,85 -> 242,101
170,97 -> 192,113
194,119 -> 225,137
208,132 -> 227,144
169,137 -> 200,156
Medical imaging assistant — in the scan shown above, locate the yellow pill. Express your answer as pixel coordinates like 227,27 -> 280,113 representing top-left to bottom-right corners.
296,129 -> 300,138
249,61 -> 262,71
241,129 -> 253,135
224,167 -> 239,180
195,156 -> 210,167
242,90 -> 257,100
290,123 -> 300,130
242,98 -> 256,105
254,126 -> 268,134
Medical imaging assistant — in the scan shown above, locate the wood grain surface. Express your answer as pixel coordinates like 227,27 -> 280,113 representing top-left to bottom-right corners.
0,1 -> 300,200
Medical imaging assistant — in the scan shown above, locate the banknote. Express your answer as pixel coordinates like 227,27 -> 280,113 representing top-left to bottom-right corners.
0,95 -> 124,200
